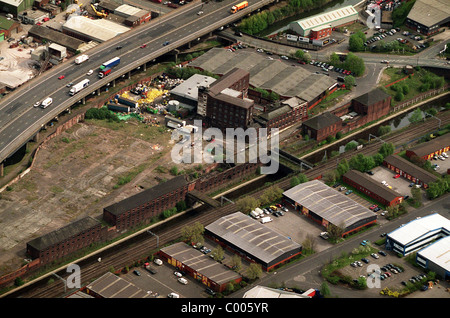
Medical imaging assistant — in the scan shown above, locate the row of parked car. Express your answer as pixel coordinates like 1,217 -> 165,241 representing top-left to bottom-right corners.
310,60 -> 354,76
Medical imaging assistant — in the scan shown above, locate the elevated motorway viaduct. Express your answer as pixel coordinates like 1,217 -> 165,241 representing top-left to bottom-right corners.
0,0 -> 276,173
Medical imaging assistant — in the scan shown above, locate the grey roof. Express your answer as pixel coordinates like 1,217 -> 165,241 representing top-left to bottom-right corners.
259,105 -> 292,121
170,74 -> 217,101
343,170 -> 403,203
406,0 -> 450,27
408,134 -> 450,158
283,180 -> 376,229
384,155 -> 438,185
28,25 -> 85,51
353,88 -> 390,106
160,242 -> 241,285
27,217 -> 100,251
205,212 -> 302,264
104,175 -> 188,216
86,272 -> 150,298
190,48 -> 336,103
302,111 -> 341,130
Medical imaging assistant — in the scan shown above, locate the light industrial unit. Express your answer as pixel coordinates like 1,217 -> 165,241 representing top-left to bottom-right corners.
204,212 -> 302,271
282,180 -> 377,237
385,213 -> 450,256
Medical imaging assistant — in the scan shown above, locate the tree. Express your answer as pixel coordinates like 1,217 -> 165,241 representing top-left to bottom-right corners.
320,282 -> 331,298
230,255 -> 242,272
345,141 -> 358,152
378,143 -> 395,158
211,245 -> 225,262
181,222 -> 204,245
236,196 -> 260,214
246,263 -> 263,280
327,223 -> 344,241
409,108 -> 423,124
349,32 -> 365,52
378,125 -> 391,136
344,75 -> 355,90
411,187 -> 422,207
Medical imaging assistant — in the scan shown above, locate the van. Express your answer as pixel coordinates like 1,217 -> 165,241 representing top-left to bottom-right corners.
168,292 -> 179,298
41,97 -> 52,109
260,217 -> 272,224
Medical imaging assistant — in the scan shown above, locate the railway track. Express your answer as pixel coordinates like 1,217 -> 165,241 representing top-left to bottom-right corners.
7,111 -> 450,298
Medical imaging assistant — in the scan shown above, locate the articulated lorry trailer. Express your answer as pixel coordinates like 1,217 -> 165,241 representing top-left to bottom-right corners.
100,57 -> 120,70
113,95 -> 138,108
69,79 -> 90,95
107,103 -> 130,113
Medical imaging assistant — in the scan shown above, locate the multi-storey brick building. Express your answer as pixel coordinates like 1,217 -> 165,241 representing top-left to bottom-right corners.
351,88 -> 391,123
202,68 -> 254,131
255,97 -> 308,130
301,111 -> 342,141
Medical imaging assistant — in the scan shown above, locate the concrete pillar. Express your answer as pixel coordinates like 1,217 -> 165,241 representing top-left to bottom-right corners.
127,72 -> 131,79
0,162 -> 3,177
97,88 -> 101,96
32,131 -> 39,142
112,79 -> 115,87
143,63 -> 146,71
82,97 -> 86,105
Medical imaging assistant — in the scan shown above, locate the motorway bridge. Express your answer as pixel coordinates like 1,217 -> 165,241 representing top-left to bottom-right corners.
0,0 -> 276,174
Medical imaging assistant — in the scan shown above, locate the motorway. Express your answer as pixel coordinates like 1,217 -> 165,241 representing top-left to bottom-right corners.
0,0 -> 274,164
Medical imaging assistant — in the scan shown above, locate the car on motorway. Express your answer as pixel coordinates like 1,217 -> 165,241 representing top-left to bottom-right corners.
58,75 -> 65,80
197,10 -> 203,15
163,41 -> 170,46
116,45 -> 122,50
140,44 -> 147,48
33,101 -> 41,108
86,69 -> 93,76
66,82 -> 73,88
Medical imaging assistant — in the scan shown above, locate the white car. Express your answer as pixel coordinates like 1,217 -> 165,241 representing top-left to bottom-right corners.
33,101 -> 41,107
178,277 -> 188,285
174,271 -> 183,278
197,10 -> 203,15
280,55 -> 288,60
87,69 -> 93,76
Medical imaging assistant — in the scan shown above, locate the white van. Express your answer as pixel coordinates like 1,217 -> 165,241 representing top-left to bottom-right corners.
168,292 -> 179,298
260,217 -> 272,224
41,97 -> 53,109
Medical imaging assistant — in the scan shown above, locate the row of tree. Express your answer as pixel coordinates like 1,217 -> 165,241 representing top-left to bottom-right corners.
329,52 -> 365,77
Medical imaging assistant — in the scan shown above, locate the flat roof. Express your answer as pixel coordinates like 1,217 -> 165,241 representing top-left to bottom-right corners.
343,170 -> 403,203
407,0 -> 450,27
243,286 -> 310,298
160,242 -> 241,285
63,16 -> 130,42
384,155 -> 438,185
283,180 -> 376,229
408,134 -> 450,158
417,236 -> 450,273
28,25 -> 85,51
170,74 -> 216,101
190,48 -> 336,103
388,213 -> 450,246
205,212 -> 302,265
86,272 -> 150,298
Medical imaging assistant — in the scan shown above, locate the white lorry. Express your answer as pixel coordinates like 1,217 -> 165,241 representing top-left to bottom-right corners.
74,54 -> 89,65
69,79 -> 90,95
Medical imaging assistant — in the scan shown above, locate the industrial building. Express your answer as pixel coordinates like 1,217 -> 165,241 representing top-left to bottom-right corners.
406,134 -> 450,161
202,68 -> 254,131
204,212 -> 302,271
383,155 -> 438,189
158,242 -> 242,292
62,15 -> 130,43
289,5 -> 358,37
416,236 -> 450,280
0,0 -> 34,16
103,175 -> 191,230
190,48 -> 336,110
170,73 -> 217,112
28,25 -> 86,52
405,0 -> 450,36
26,216 -> 102,265
85,272 -> 151,298
385,213 -> 450,256
343,170 -> 404,207
282,180 -> 377,237
350,88 -> 391,123
243,285 -> 312,298
0,16 -> 21,41
254,97 -> 308,130
301,111 -> 342,142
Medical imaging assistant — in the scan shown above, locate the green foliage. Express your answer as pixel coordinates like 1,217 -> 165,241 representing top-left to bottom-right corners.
378,125 -> 391,136
426,175 -> 450,199
408,108 -> 423,124
392,0 -> 416,27
85,107 -> 120,122
349,153 -> 375,172
329,52 -> 365,77
344,75 -> 355,89
348,31 -> 366,52
344,141 -> 358,152
378,143 -> 395,158
166,66 -> 219,80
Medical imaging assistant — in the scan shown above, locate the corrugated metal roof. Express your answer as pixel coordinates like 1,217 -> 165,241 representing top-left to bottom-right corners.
417,236 -> 450,272
205,212 -> 302,264
407,134 -> 450,158
407,0 -> 450,27
86,272 -> 151,298
294,5 -> 358,31
388,213 -> 450,246
283,180 -> 375,229
384,155 -> 438,185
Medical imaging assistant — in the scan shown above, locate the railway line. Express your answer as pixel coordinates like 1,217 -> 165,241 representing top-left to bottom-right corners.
6,110 -> 449,298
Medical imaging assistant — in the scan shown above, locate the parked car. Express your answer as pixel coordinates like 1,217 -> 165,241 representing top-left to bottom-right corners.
345,190 -> 353,195
154,258 -> 163,266
361,258 -> 370,264
394,174 -> 401,178
178,277 -> 188,285
379,251 -> 387,256
133,270 -> 141,276
374,207 -> 381,212
371,253 -> 379,259
360,240 -> 369,246
174,271 -> 183,278
369,204 -> 378,210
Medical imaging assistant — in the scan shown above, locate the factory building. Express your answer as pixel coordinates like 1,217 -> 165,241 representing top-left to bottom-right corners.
405,0 -> 450,36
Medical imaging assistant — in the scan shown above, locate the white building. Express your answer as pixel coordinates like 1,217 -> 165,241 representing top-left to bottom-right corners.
62,16 -> 130,43
416,236 -> 450,280
385,213 -> 450,256
289,5 -> 358,37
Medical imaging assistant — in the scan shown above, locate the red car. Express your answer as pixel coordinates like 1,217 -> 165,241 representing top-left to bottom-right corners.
394,174 -> 401,178
140,44 -> 147,48
297,60 -> 306,64
58,75 -> 65,80
369,204 -> 378,210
